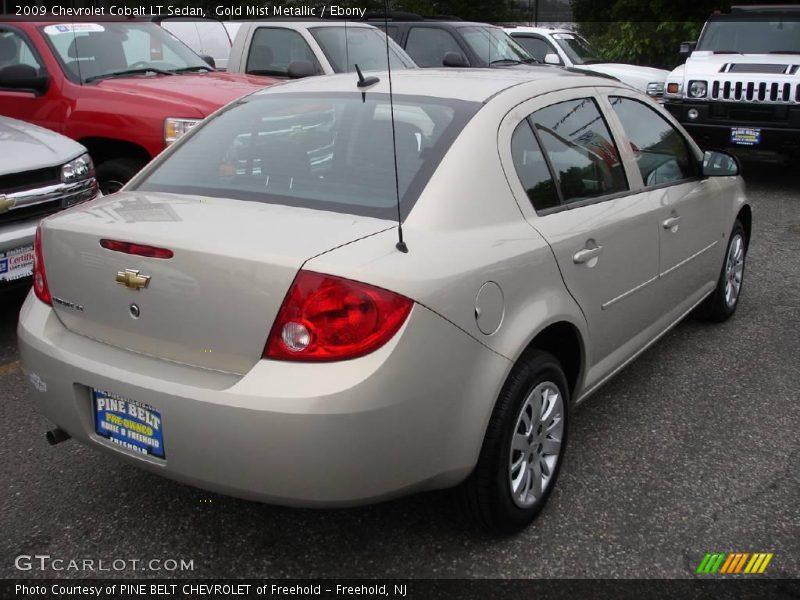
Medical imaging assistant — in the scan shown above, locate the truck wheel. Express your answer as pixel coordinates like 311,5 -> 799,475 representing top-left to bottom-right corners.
696,220 -> 747,322
457,350 -> 569,533
96,158 -> 146,195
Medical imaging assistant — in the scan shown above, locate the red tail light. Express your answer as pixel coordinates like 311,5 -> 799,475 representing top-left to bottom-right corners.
33,225 -> 52,305
100,239 -> 174,259
265,271 -> 413,362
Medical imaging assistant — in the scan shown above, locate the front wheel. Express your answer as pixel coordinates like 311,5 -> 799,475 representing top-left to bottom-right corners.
697,219 -> 747,322
457,350 -> 569,533
96,158 -> 146,195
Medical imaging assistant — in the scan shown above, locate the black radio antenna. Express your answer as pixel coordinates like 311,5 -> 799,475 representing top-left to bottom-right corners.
383,2 -> 408,253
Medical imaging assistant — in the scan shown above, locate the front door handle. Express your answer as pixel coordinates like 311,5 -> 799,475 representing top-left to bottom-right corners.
663,215 -> 681,230
573,245 -> 603,264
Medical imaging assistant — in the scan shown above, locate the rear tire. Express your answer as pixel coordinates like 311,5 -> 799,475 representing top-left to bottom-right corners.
457,350 -> 569,533
96,158 -> 146,195
696,219 -> 747,322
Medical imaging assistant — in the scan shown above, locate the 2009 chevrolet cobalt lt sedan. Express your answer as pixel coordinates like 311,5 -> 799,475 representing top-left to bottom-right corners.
18,68 -> 750,532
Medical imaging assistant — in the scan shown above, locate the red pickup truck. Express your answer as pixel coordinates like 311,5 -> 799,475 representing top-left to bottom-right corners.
0,19 -> 275,192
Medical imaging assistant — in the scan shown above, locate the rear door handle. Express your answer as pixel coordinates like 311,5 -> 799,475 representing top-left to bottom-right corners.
663,216 -> 681,229
573,245 -> 603,264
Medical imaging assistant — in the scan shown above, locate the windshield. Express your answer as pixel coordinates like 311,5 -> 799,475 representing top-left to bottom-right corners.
459,26 -> 535,65
40,22 -> 209,83
309,27 -> 416,73
697,19 -> 800,53
552,33 -> 604,65
135,93 -> 479,220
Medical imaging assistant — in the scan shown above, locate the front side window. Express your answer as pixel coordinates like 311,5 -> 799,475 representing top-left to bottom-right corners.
530,98 -> 627,204
136,93 -> 479,220
404,27 -> 463,68
40,22 -> 209,83
246,28 -> 319,77
609,96 -> 696,186
460,26 -> 535,65
0,29 -> 43,76
310,26 -> 415,73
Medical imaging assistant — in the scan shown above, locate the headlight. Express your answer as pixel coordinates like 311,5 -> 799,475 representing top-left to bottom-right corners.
646,82 -> 665,97
665,82 -> 682,96
164,118 -> 201,145
688,80 -> 707,98
61,153 -> 94,183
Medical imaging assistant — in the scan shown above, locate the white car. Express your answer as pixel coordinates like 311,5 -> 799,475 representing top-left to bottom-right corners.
505,26 -> 669,98
157,18 -> 233,70
0,116 -> 99,290
228,20 -> 416,78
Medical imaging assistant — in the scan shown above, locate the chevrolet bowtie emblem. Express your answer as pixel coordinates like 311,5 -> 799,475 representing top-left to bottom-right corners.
0,195 -> 15,213
115,269 -> 150,291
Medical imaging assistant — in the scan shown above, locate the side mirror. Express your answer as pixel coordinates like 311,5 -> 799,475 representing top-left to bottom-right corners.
543,53 -> 562,65
702,150 -> 740,177
442,52 -> 468,68
199,54 -> 216,69
0,65 -> 49,95
679,41 -> 697,57
287,60 -> 316,79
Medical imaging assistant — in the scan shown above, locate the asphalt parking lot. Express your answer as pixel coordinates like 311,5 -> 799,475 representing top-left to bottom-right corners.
1,163 -> 798,580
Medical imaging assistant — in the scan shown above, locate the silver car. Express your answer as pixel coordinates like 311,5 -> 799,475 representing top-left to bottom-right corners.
18,68 -> 750,532
1,116 -> 99,289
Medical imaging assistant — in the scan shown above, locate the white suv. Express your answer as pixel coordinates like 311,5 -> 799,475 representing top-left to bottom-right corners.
663,5 -> 800,160
505,26 -> 668,98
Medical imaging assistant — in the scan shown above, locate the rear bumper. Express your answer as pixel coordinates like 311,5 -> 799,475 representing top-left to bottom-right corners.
18,293 -> 510,507
664,100 -> 800,155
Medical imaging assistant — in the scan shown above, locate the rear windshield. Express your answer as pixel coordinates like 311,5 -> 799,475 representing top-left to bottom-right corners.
135,92 -> 479,220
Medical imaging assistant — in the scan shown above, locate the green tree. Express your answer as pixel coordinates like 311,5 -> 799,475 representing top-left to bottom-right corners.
573,0 -> 729,69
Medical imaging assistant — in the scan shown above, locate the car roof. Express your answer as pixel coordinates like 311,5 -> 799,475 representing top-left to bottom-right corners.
364,19 -> 501,30
504,26 -> 573,35
255,67 -> 606,103
243,20 -> 378,29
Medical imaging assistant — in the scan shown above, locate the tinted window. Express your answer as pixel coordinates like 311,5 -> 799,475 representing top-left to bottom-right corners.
531,98 -> 627,204
511,120 -> 560,212
247,28 -> 319,76
609,96 -> 695,186
0,29 -> 43,74
136,93 -> 479,220
514,36 -> 558,63
310,26 -> 414,73
405,27 -> 462,68
460,26 -> 534,65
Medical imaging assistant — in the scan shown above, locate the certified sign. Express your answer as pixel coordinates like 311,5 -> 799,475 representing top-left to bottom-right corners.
0,245 -> 35,282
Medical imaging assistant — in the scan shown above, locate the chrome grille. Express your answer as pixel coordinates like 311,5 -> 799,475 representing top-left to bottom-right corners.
709,78 -> 799,103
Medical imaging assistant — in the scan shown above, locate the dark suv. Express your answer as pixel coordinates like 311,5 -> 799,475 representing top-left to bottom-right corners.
366,14 -> 539,70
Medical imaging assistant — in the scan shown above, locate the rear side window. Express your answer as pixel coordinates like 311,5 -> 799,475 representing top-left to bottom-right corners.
609,96 -> 696,186
246,28 -> 319,76
405,27 -> 462,67
511,121 -> 560,212
136,93 -> 480,220
530,98 -> 627,205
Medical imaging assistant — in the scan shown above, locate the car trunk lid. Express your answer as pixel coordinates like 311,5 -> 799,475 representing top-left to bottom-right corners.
41,191 -> 392,373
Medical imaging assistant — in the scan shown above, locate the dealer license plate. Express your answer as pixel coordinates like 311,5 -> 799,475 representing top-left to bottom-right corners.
93,390 -> 165,458
0,245 -> 34,282
730,127 -> 761,146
